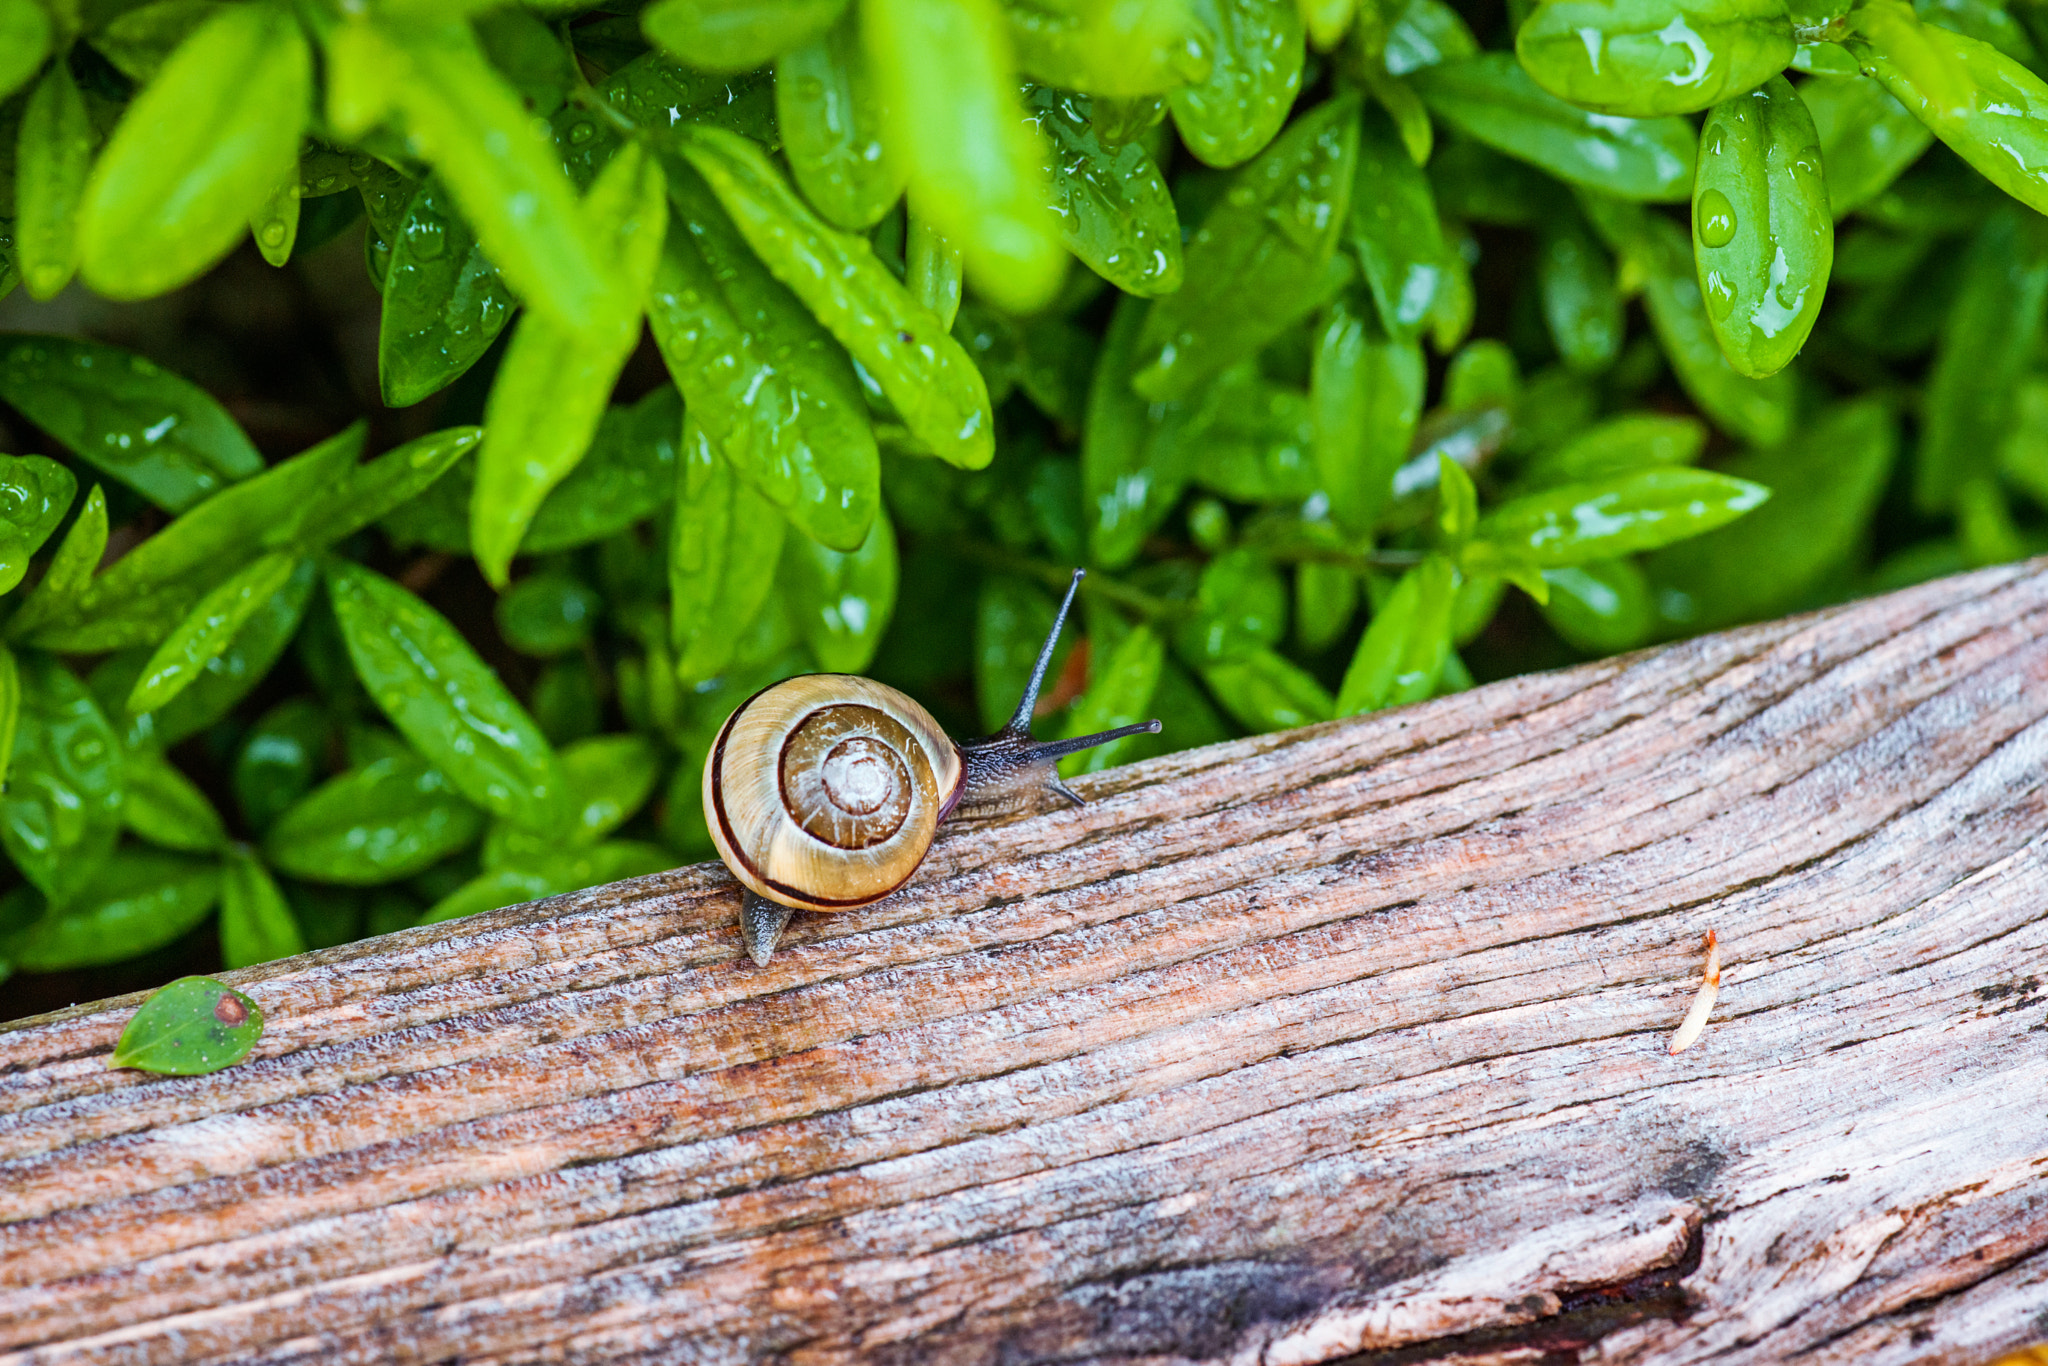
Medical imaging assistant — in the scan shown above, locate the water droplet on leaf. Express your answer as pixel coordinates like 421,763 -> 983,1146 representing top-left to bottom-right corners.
1696,189 -> 1737,248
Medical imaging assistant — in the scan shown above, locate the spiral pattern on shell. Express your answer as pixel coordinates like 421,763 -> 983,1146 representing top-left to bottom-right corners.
704,675 -> 964,913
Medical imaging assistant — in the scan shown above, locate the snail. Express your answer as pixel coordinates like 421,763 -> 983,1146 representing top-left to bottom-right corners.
704,569 -> 1160,964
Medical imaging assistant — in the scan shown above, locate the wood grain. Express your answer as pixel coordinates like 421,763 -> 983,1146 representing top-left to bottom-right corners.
5,563 -> 2048,1365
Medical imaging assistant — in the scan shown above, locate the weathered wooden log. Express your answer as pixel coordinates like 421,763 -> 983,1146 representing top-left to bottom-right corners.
5,562 -> 2048,1365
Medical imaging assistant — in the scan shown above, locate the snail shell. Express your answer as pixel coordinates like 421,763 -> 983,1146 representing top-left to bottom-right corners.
704,675 -> 964,913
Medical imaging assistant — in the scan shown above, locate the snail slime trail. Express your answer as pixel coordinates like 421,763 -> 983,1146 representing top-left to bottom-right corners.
705,569 -> 1162,964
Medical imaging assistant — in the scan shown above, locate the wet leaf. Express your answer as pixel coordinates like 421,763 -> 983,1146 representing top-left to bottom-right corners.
377,176 -> 518,408
1199,647 -> 1333,730
643,0 -> 848,72
782,508 -> 898,672
1413,54 -> 1697,202
220,848 -> 307,969
1516,0 -> 1794,116
108,975 -> 261,1075
679,124 -> 994,469
122,745 -> 228,853
16,58 -> 93,300
671,421 -> 789,683
0,335 -> 262,512
1134,93 -> 1361,400
1028,86 -> 1184,297
77,3 -> 311,298
1168,0 -> 1306,167
326,562 -> 570,831
775,12 -> 903,230
265,749 -> 487,884
647,162 -> 878,552
7,850 -> 220,971
2,653 -> 124,905
1337,553 -> 1456,714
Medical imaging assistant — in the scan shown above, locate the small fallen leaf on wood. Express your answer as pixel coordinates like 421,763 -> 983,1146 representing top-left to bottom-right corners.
109,975 -> 264,1075
1668,930 -> 1721,1055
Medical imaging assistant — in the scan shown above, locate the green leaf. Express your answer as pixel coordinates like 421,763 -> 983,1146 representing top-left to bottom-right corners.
107,975 -> 260,1074
864,0 -> 1065,312
775,12 -> 903,230
1515,0 -> 1794,117
473,142 -> 667,587
1539,559 -> 1656,653
1199,647 -> 1334,730
1582,198 -> 1800,446
382,403 -> 673,556
906,212 -> 964,329
1692,76 -> 1832,379
247,164 -> 300,268
1083,296 -> 1194,567
77,2 -> 310,298
1476,468 -> 1770,566
678,124 -> 994,469
1008,0 -> 1206,96
1412,54 -> 1697,202
374,16 -> 628,336
232,698 -> 331,833
0,454 -> 75,595
599,52 -> 780,148
220,848 -> 307,968
647,163 -> 879,552
0,335 -> 263,512
1438,452 -> 1479,541
1294,559 -> 1359,652
643,0 -> 847,71
782,508 -> 898,672
2,654 -> 124,905
671,420 -> 789,683
0,645 -> 16,793
1337,554 -> 1457,714
418,840 -> 672,924
1917,206 -> 2048,510
1799,73 -> 1933,218
14,424 -> 363,653
6,850 -> 220,971
484,733 -> 662,864
16,58 -> 93,300
1536,206 -> 1623,375
126,552 -> 302,715
1174,547 -> 1287,664
1384,0 -> 1479,73
1168,0 -> 1305,167
1180,361 -> 1318,503
265,749 -> 488,884
352,156 -> 417,290
1523,412 -> 1709,485
377,176 -> 518,408
7,484 -> 105,641
93,2 -> 232,84
326,562 -> 571,831
0,0 -> 51,104
1027,86 -> 1184,297
496,569 -> 600,658
151,558 -> 317,746
122,745 -> 228,852
1134,93 -> 1361,401
1312,293 -> 1425,536
1347,102 -> 1448,342
1851,0 -> 2048,219
1648,398 -> 1896,628
1058,624 -> 1164,776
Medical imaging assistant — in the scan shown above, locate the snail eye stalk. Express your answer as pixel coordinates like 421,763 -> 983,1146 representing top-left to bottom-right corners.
954,568 -> 1163,819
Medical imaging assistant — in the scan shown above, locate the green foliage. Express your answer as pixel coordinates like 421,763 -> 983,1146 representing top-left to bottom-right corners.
0,0 -> 2037,1021
109,975 -> 262,1074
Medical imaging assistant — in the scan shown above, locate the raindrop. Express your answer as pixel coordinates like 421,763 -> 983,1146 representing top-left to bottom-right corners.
1696,189 -> 1737,248
260,221 -> 288,248
568,121 -> 596,145
1702,268 -> 1738,321
409,220 -> 448,261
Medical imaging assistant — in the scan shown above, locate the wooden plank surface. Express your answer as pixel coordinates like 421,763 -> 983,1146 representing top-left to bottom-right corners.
5,563 -> 2048,1365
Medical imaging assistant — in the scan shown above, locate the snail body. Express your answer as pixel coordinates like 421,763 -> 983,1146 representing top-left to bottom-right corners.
705,570 -> 1159,964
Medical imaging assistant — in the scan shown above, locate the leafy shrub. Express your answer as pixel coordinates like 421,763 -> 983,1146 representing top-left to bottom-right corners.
0,0 -> 2035,997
